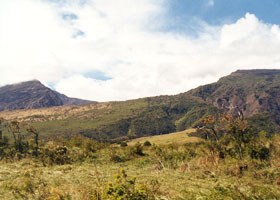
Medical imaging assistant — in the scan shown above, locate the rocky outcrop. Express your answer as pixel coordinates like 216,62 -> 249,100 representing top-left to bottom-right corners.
188,69 -> 280,120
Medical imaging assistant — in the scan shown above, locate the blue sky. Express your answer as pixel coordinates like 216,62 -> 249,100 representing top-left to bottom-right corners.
161,0 -> 280,37
46,0 -> 280,35
168,0 -> 280,26
1,0 -> 280,101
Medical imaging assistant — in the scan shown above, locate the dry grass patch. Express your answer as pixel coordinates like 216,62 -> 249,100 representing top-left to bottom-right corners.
128,129 -> 201,146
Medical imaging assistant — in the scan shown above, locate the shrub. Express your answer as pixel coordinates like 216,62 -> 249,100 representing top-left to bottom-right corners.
120,141 -> 128,147
109,148 -> 126,163
128,143 -> 145,156
152,144 -> 190,169
40,145 -> 72,165
197,114 -> 275,160
67,134 -> 105,152
0,136 -> 9,159
143,140 -> 152,147
92,169 -> 156,200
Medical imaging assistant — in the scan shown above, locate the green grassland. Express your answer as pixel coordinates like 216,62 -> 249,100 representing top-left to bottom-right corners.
0,95 -> 219,143
1,127 -> 280,200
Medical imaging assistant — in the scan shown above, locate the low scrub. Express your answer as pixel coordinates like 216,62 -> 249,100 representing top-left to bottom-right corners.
93,169 -> 157,200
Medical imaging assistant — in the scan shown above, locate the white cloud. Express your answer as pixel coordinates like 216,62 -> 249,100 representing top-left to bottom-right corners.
0,0 -> 280,101
207,0 -> 214,7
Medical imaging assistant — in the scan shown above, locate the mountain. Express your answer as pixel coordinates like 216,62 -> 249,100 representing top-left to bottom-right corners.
0,69 -> 279,141
189,69 -> 280,117
186,69 -> 280,133
0,80 -> 92,111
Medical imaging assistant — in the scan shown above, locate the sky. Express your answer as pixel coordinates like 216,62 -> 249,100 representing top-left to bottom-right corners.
1,0 -> 280,101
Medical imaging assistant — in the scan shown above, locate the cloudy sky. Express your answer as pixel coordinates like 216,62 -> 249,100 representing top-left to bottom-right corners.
1,0 -> 280,101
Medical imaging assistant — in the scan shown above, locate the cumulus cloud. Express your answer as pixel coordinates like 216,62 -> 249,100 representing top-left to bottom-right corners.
0,0 -> 280,101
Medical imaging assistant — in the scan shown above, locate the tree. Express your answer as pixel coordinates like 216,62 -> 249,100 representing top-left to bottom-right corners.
197,114 -> 271,159
8,120 -> 24,153
0,117 -> 5,140
27,126 -> 39,156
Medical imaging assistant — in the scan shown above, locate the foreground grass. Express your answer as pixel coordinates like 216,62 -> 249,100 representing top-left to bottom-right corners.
1,135 -> 280,200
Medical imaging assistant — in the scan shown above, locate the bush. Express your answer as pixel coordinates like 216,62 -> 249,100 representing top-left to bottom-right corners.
128,143 -> 145,156
66,134 -> 105,153
120,141 -> 128,147
152,144 -> 191,169
197,115 -> 275,160
92,169 -> 156,200
143,140 -> 152,147
0,136 -> 10,159
109,149 -> 125,163
40,145 -> 72,165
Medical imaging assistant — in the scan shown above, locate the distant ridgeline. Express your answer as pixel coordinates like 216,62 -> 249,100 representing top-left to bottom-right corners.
0,80 -> 92,111
0,69 -> 279,142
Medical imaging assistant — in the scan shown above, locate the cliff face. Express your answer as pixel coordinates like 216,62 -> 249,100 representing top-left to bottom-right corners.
0,80 -> 92,111
188,69 -> 280,119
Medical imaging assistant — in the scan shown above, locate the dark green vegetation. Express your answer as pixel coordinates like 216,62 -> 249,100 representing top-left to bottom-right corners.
0,115 -> 280,199
0,94 -> 219,142
1,69 -> 279,142
29,97 -> 219,142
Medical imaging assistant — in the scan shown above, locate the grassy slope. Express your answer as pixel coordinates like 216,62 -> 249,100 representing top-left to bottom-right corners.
0,99 -> 150,138
0,95 -> 218,142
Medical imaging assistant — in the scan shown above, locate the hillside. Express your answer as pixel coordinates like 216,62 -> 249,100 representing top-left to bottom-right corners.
0,69 -> 279,141
0,80 -> 92,111
187,69 -> 280,133
189,69 -> 280,117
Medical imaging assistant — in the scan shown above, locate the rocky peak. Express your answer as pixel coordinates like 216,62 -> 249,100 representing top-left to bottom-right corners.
0,80 -> 92,111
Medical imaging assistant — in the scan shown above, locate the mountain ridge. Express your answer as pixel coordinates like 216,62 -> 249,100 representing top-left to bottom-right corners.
188,69 -> 280,117
0,69 -> 279,141
0,80 -> 93,111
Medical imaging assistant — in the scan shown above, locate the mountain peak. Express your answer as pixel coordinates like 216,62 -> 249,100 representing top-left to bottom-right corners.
0,80 -> 93,111
5,79 -> 45,89
12,79 -> 41,84
232,69 -> 280,75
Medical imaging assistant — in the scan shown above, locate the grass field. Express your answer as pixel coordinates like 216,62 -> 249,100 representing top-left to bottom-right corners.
1,131 -> 280,199
128,129 -> 201,145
